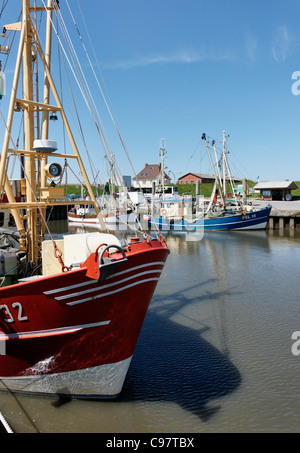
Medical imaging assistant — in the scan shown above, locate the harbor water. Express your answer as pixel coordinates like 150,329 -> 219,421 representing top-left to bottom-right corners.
0,222 -> 300,433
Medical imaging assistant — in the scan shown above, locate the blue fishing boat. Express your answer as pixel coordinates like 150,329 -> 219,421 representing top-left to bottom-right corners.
147,205 -> 272,232
146,131 -> 272,232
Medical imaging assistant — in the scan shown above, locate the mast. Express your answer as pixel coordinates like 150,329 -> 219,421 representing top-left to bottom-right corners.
201,133 -> 223,200
212,139 -> 226,205
0,0 -> 108,268
40,0 -> 53,242
0,7 -> 27,251
222,130 -> 227,200
160,138 -> 166,200
23,0 -> 38,263
221,130 -> 238,205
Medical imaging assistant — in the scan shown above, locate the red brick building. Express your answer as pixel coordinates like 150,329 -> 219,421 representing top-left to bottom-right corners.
178,173 -> 215,185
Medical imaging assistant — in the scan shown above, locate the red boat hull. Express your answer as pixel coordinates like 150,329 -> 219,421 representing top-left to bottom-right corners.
0,238 -> 169,398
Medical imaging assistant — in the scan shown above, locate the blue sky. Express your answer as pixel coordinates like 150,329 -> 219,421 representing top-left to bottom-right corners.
1,0 -> 300,183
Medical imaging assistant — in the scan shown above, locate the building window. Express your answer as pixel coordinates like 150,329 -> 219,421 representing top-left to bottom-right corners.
262,190 -> 271,197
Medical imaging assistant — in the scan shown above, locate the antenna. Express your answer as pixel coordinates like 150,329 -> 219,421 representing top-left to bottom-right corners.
160,138 -> 167,199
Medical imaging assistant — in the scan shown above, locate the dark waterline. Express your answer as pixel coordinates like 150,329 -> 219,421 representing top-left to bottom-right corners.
1,224 -> 300,433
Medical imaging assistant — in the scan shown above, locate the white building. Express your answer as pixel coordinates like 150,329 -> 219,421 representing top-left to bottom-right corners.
133,163 -> 171,190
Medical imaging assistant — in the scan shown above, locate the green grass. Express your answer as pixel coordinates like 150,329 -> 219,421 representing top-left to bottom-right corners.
178,180 -> 259,198
178,180 -> 300,199
178,183 -> 213,197
291,181 -> 300,197
60,180 -> 300,199
58,184 -> 103,196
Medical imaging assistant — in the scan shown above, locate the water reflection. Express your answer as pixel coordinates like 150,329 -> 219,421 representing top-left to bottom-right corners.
122,279 -> 242,421
2,225 -> 300,432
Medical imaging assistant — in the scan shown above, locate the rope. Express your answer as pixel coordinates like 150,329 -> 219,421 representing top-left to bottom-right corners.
51,2 -> 112,159
0,110 -> 68,272
74,0 -> 146,196
44,0 -> 161,238
0,0 -> 8,19
65,1 -> 159,230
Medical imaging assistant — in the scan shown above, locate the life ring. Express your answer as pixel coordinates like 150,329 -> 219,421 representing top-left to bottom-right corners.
161,208 -> 167,216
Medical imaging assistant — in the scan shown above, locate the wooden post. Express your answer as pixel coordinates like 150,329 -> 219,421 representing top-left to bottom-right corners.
268,217 -> 274,230
279,218 -> 284,230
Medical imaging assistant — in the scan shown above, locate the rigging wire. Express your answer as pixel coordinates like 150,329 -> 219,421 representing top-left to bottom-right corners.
52,2 -> 141,211
71,0 -> 146,195
180,138 -> 207,176
46,1 -> 157,233
0,0 -> 8,19
56,11 -> 67,155
51,3 -> 112,162
51,7 -> 98,184
1,11 -> 22,73
0,109 -> 68,272
32,1 -> 100,187
61,2 -> 125,189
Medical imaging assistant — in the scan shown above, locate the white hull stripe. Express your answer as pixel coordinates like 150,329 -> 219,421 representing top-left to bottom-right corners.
43,261 -> 165,297
157,218 -> 268,228
106,261 -> 165,279
44,279 -> 95,296
204,218 -> 269,228
56,269 -> 162,301
0,320 -> 110,341
67,277 -> 160,306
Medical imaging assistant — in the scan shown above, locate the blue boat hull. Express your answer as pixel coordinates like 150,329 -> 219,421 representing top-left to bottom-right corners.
149,206 -> 272,232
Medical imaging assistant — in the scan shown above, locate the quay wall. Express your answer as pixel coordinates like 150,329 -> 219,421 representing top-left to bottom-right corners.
253,200 -> 300,230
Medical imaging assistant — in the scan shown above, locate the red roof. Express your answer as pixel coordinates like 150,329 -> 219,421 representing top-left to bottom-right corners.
134,163 -> 171,181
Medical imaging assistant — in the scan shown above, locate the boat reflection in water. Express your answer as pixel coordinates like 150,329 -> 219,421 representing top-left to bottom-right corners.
1,228 -> 300,432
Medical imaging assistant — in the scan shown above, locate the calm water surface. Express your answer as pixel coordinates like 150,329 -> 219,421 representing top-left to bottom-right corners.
1,222 -> 300,433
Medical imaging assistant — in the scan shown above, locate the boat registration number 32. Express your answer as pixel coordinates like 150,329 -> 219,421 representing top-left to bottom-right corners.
0,303 -> 28,323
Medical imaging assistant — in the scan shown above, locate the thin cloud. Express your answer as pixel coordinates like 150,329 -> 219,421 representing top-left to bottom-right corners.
245,33 -> 259,65
104,47 -> 235,69
271,25 -> 292,63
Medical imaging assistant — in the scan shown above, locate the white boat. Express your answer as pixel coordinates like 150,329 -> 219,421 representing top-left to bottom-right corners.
68,203 -> 138,228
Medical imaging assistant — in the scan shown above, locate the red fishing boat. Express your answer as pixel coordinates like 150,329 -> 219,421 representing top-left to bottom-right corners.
0,0 -> 169,398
